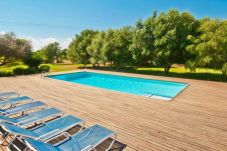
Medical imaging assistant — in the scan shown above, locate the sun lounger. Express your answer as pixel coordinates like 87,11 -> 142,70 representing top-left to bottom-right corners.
0,92 -> 19,100
8,124 -> 116,151
0,101 -> 46,116
0,96 -> 32,108
0,108 -> 63,127
0,115 -> 84,145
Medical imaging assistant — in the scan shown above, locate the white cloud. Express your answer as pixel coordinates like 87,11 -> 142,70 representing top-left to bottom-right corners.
0,31 -> 6,35
0,31 -> 72,50
26,37 -> 72,51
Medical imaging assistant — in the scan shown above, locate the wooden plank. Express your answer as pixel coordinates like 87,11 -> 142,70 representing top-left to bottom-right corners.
0,69 -> 227,150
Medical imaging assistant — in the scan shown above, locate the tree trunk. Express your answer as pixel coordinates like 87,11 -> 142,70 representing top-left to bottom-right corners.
0,59 -> 8,66
164,65 -> 172,74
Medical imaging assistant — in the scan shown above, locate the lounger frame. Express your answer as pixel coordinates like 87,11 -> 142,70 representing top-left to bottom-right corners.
0,116 -> 84,146
0,92 -> 20,101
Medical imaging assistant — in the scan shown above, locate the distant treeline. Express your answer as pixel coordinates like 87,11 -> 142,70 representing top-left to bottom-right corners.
66,9 -> 227,74
1,9 -> 227,75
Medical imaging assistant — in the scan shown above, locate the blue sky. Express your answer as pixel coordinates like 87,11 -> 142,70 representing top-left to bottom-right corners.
0,0 -> 227,50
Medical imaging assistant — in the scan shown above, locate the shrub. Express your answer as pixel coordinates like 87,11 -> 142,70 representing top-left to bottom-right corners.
0,71 -> 13,77
23,53 -> 43,68
222,63 -> 227,76
13,67 -> 26,75
13,67 -> 38,75
39,65 -> 50,72
24,68 -> 37,74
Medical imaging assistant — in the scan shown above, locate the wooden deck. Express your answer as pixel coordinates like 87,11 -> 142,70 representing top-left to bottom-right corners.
0,69 -> 227,151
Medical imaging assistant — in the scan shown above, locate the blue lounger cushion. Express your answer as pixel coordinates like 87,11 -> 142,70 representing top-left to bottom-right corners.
1,115 -> 83,141
58,124 -> 115,150
23,125 -> 116,151
17,108 -> 62,126
25,138 -> 60,151
0,101 -> 46,116
31,115 -> 83,140
0,108 -> 62,126
0,96 -> 32,107
0,92 -> 19,100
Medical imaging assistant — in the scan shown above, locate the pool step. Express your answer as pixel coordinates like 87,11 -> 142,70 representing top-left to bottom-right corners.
144,93 -> 154,98
143,93 -> 172,101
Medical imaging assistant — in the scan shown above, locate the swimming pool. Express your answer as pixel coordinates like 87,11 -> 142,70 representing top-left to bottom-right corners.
48,72 -> 188,100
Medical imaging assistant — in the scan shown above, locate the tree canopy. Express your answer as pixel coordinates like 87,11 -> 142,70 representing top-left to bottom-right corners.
2,9 -> 227,76
66,9 -> 227,75
0,32 -> 32,66
67,29 -> 98,67
41,42 -> 61,63
186,19 -> 227,73
153,10 -> 197,73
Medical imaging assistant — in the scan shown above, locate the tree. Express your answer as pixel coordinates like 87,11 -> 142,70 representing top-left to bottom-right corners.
186,19 -> 227,74
0,32 -> 32,66
102,29 -> 116,66
129,12 -> 156,65
112,26 -> 133,66
59,49 -> 67,62
23,51 -> 43,69
67,29 -> 98,67
42,42 -> 61,63
87,31 -> 105,66
153,10 -> 197,73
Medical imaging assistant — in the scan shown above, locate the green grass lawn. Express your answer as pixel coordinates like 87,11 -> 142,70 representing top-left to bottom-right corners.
0,63 -> 27,72
0,63 -> 83,73
0,63 -> 226,82
45,64 -> 84,72
0,63 -> 83,77
89,66 -> 226,82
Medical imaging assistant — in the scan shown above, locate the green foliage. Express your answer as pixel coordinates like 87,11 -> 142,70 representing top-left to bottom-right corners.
91,66 -> 226,82
42,42 -> 61,63
87,31 -> 105,66
58,49 -> 67,63
222,63 -> 227,76
186,19 -> 227,72
111,27 -> 133,67
23,52 -> 43,68
153,10 -> 197,73
101,29 -> 116,65
129,12 -> 156,65
13,67 -> 40,75
0,32 -> 32,66
13,67 -> 27,75
33,50 -> 45,60
67,9 -> 199,73
39,65 -> 50,72
2,9 -> 227,78
67,29 -> 98,66
0,70 -> 13,77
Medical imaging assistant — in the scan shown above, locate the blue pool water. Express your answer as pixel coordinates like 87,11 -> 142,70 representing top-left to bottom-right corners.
48,72 -> 188,100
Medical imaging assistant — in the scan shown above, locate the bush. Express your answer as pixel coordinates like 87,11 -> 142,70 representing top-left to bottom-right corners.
39,65 -> 50,72
23,53 -> 43,68
13,67 -> 38,75
13,67 -> 26,75
24,68 -> 37,74
222,63 -> 227,76
0,71 -> 13,77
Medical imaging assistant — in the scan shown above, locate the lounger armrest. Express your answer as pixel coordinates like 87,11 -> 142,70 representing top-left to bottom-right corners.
81,145 -> 93,151
38,129 -> 61,141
